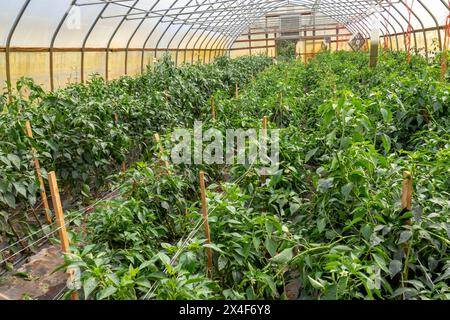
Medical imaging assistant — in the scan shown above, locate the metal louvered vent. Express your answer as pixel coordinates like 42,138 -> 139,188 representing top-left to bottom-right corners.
280,15 -> 301,39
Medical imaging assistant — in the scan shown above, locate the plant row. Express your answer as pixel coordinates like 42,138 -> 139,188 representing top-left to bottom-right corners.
0,55 -> 273,266
58,51 -> 448,300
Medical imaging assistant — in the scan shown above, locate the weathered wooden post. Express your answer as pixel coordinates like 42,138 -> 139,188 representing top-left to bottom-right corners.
25,121 -> 52,224
199,171 -> 213,278
211,95 -> 216,120
48,171 -> 79,300
154,133 -> 171,174
262,116 -> 268,145
401,171 -> 413,222
400,170 -> 413,291
113,114 -> 126,173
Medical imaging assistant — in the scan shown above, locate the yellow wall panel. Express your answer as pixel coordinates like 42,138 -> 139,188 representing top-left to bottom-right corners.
230,50 -> 248,58
174,50 -> 185,66
252,34 -> 266,40
142,51 -> 154,72
203,50 -> 213,64
0,53 -> 6,90
426,30 -> 440,50
233,41 -> 249,49
398,35 -> 406,51
10,52 -> 50,90
108,51 -> 125,81
251,48 -> 266,56
169,51 -> 177,63
184,50 -> 193,64
391,36 -> 400,51
155,50 -> 175,62
440,30 -> 448,50
330,42 -> 336,52
126,51 -> 142,77
83,52 -> 106,81
192,50 -> 202,64
414,32 -> 427,54
53,52 -> 81,89
197,51 -> 207,64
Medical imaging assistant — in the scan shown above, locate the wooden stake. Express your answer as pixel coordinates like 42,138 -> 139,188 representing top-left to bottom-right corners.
442,53 -> 448,81
199,171 -> 213,279
262,116 -> 268,145
211,95 -> 216,120
400,170 -> 413,293
47,171 -> 79,300
235,83 -> 239,98
25,121 -> 52,224
7,219 -> 30,253
401,171 -> 413,212
261,116 -> 269,185
113,114 -> 126,174
154,133 -> 171,173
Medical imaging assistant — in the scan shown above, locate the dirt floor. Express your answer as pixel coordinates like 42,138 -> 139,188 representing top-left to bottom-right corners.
0,245 -> 68,300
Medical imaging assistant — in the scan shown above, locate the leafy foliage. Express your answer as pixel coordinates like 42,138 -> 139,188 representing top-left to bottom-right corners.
3,51 -> 449,300
0,54 -> 272,264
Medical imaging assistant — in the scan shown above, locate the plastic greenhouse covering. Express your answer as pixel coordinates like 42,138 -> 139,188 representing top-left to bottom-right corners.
0,0 -> 449,90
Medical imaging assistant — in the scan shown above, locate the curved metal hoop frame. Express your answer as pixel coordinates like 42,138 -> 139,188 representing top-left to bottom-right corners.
3,0 -> 449,91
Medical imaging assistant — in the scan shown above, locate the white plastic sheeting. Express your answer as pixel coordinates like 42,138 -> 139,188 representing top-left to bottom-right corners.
0,0 -> 447,50
0,0 -> 448,90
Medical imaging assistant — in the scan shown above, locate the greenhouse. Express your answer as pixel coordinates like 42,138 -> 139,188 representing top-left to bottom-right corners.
0,0 -> 449,304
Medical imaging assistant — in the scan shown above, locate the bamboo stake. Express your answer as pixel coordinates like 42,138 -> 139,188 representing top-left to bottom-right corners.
199,171 -> 213,279
47,171 -> 79,300
154,133 -> 171,174
211,95 -> 216,120
25,121 -> 52,224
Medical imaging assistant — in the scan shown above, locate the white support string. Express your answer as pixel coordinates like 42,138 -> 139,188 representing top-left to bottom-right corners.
0,178 -> 132,265
142,159 -> 258,300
